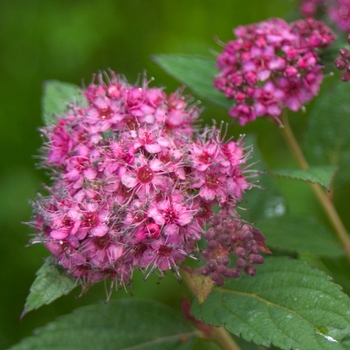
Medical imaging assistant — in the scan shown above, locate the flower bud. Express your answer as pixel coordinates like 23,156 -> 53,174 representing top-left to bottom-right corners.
208,259 -> 218,272
244,265 -> 257,276
208,240 -> 218,250
340,48 -> 350,60
341,71 -> 350,82
335,57 -> 347,70
248,254 -> 264,265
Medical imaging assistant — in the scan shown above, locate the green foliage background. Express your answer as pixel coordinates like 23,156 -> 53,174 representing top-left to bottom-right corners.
2,1 -> 348,348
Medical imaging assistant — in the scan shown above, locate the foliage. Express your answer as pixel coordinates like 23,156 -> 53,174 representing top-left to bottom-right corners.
12,299 -> 197,350
192,257 -> 350,349
21,257 -> 76,318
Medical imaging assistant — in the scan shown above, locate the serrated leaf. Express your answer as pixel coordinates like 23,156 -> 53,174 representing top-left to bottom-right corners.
152,54 -> 231,108
42,80 -> 86,125
240,135 -> 287,222
13,299 -> 197,350
256,214 -> 343,257
304,80 -> 350,186
270,165 -> 338,191
22,257 -> 76,318
192,257 -> 350,350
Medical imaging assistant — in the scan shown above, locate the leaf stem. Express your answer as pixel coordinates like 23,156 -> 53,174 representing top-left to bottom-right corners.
280,110 -> 350,259
180,268 -> 242,350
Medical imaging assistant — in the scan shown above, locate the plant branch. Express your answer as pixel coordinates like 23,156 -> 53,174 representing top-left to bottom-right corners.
280,110 -> 350,259
180,268 -> 242,350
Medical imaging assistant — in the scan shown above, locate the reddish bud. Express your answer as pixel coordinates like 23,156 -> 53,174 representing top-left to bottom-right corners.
208,240 -> 218,250
218,256 -> 230,266
224,268 -> 241,278
207,260 -> 218,272
341,71 -> 350,82
248,254 -> 264,265
250,244 -> 261,254
202,249 -> 211,260
335,57 -> 347,70
235,92 -> 246,102
205,229 -> 215,240
217,265 -> 227,274
219,233 -> 230,245
200,265 -> 210,276
235,247 -> 246,258
235,258 -> 246,269
211,272 -> 225,286
244,265 -> 257,276
340,48 -> 350,60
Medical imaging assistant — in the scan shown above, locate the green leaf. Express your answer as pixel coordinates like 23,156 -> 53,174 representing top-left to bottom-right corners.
304,80 -> 350,186
152,54 -> 231,109
240,135 -> 287,222
322,256 -> 350,296
256,214 -> 343,257
192,257 -> 350,350
13,299 -> 197,350
22,257 -> 76,318
42,80 -> 86,125
270,165 -> 338,191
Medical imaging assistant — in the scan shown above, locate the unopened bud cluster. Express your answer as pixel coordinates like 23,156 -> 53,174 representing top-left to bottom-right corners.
334,34 -> 350,82
214,18 -> 335,125
28,72 -> 262,292
197,212 -> 269,286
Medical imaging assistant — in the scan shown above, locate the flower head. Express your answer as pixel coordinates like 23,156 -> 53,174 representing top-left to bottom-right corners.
214,18 -> 335,125
29,72 -> 260,292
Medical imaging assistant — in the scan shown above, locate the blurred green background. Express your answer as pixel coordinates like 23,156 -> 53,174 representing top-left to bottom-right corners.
2,0 -> 343,348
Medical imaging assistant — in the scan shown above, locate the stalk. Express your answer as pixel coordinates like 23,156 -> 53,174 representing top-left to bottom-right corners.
280,110 -> 350,259
180,269 -> 242,350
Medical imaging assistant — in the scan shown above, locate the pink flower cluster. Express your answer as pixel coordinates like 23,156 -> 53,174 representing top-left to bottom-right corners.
214,18 -> 335,125
30,72 -> 257,290
301,0 -> 350,32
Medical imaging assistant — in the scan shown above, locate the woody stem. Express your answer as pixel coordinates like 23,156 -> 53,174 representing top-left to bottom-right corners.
280,110 -> 350,260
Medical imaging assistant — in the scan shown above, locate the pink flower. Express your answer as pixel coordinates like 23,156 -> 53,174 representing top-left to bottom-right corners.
140,238 -> 187,272
227,167 -> 250,200
84,96 -> 124,133
82,235 -> 123,269
121,155 -> 170,198
277,76 -> 312,112
190,140 -> 219,172
148,198 -> 193,240
253,81 -> 284,118
229,104 -> 256,125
